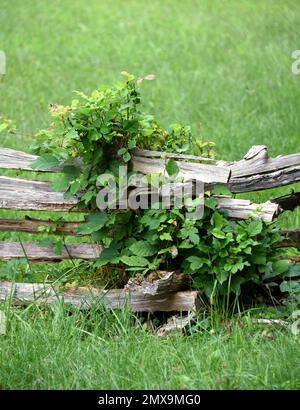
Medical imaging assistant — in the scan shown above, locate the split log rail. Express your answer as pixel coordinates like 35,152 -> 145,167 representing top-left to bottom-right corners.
0,145 -> 299,311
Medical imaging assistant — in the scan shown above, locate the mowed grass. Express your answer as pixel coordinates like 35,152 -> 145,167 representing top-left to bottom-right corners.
0,0 -> 300,390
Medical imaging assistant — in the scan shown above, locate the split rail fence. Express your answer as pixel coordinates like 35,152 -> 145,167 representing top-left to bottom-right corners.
0,144 -> 299,311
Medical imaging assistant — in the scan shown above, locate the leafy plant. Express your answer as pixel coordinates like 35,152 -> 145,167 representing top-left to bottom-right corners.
31,72 -> 214,209
29,73 -> 298,305
0,116 -> 16,134
92,200 -> 296,302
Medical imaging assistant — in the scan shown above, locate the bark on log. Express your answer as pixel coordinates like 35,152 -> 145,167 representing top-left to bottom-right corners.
0,281 -> 200,312
132,148 -> 215,162
0,148 -> 81,172
226,145 -> 300,193
2,146 -> 300,193
229,167 -> 300,193
215,197 -> 279,222
0,148 -> 39,171
0,242 -> 102,262
132,156 -> 230,184
0,176 -> 79,212
0,176 -> 280,222
125,271 -> 191,294
0,218 -> 81,235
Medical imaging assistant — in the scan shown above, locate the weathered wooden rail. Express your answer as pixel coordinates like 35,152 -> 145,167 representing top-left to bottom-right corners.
0,271 -> 200,312
2,144 -> 300,191
0,144 -> 299,311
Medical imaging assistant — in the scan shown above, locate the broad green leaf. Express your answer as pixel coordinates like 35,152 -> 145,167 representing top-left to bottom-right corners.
77,213 -> 108,235
87,213 -> 108,226
251,252 -> 266,265
211,228 -> 226,239
54,240 -> 63,255
120,255 -> 149,267
38,237 -> 55,247
211,212 -> 225,229
69,180 -> 81,196
31,154 -> 60,171
286,264 -> 300,278
159,232 -> 172,241
117,148 -> 126,156
205,198 -> 217,210
51,174 -> 72,192
189,231 -> 200,245
65,129 -> 79,140
187,256 -> 203,271
216,270 -> 229,284
178,240 -> 194,249
129,241 -> 157,257
63,165 -> 81,179
280,280 -> 300,293
230,276 -> 246,295
272,260 -> 290,275
247,220 -> 263,237
76,223 -> 97,235
95,246 -> 120,267
128,139 -> 136,149
166,159 -> 179,177
262,262 -> 277,280
122,151 -> 131,162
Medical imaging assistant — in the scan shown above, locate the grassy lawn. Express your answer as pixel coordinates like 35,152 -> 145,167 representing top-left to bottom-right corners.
0,304 -> 299,390
0,0 -> 300,389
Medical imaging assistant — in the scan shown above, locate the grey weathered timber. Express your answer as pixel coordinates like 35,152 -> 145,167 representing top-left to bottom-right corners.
0,148 -> 39,171
0,176 -> 279,222
226,145 -> 300,193
0,242 -> 102,262
0,148 -> 223,183
0,218 -> 81,235
229,146 -> 300,177
0,227 -> 295,264
0,281 -> 200,312
132,156 -> 230,184
2,146 -> 300,192
0,148 -> 81,172
229,167 -> 300,193
0,194 -> 280,237
0,176 -> 79,212
132,148 -> 215,162
215,198 -> 279,222
125,271 -> 191,294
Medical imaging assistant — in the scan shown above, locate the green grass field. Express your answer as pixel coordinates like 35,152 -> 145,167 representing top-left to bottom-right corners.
0,0 -> 300,390
1,304 -> 300,390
